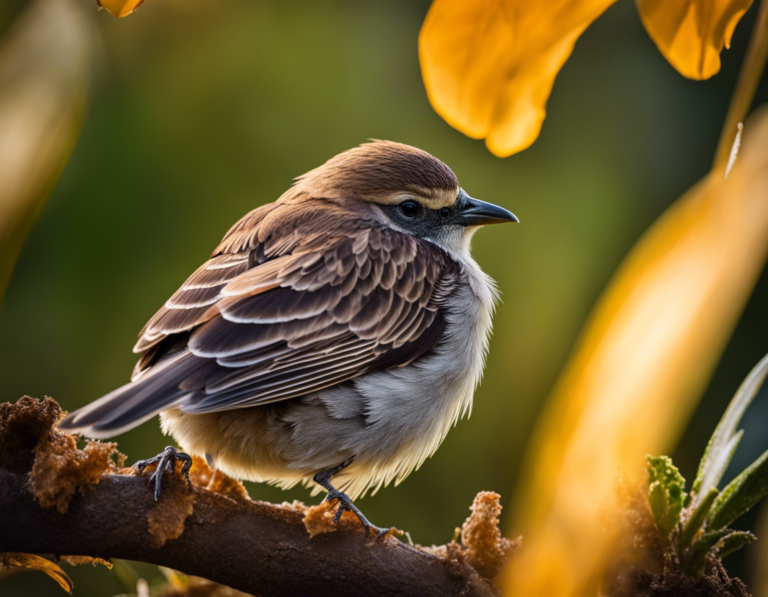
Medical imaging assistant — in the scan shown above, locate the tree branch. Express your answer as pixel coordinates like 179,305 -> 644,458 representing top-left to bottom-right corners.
0,469 -> 498,597
0,397 -> 499,597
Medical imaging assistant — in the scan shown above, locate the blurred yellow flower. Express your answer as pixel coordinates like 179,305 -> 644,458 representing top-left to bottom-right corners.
503,108 -> 768,596
96,0 -> 146,18
419,0 -> 754,156
0,0 -> 96,302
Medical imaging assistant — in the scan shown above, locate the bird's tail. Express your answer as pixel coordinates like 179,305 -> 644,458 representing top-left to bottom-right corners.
58,352 -> 204,439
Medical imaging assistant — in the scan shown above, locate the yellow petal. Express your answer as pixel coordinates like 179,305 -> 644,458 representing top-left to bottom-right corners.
0,0 -> 96,301
504,108 -> 768,596
96,0 -> 146,18
419,0 -> 618,157
637,0 -> 754,80
0,553 -> 74,593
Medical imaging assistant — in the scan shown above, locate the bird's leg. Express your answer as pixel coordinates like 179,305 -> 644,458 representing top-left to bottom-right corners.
313,457 -> 388,539
134,446 -> 193,501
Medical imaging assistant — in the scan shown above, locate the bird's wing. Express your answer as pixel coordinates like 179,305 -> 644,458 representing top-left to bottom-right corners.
62,218 -> 462,436
132,202 -> 279,357
132,251 -> 258,357
176,224 -> 459,412
133,201 -> 376,357
171,225 -> 459,413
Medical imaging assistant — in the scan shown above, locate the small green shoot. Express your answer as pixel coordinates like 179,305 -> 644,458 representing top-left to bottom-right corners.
714,530 -> 756,560
647,455 -> 685,537
644,353 -> 768,576
707,448 -> 768,531
679,488 -> 717,548
682,528 -> 732,575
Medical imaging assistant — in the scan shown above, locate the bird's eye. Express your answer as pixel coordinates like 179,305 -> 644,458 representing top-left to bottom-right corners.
399,200 -> 420,218
439,207 -> 451,218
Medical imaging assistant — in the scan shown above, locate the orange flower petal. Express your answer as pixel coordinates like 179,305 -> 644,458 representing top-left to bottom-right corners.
637,0 -> 754,80
503,108 -> 768,595
96,0 -> 146,18
419,0 -> 618,157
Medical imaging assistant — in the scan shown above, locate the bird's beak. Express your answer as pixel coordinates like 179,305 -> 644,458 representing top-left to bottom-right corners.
455,192 -> 519,227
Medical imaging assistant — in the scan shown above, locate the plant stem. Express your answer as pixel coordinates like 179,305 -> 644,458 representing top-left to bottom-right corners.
680,488 -> 718,550
713,0 -> 768,170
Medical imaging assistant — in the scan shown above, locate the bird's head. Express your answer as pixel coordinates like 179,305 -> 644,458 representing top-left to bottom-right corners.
287,140 -> 518,254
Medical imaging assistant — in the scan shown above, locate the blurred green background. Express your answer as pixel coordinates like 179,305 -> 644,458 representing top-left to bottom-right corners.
2,0 -> 768,594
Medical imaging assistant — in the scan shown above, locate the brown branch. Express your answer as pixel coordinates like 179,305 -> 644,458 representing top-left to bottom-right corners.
0,397 -> 502,597
0,469 -> 497,597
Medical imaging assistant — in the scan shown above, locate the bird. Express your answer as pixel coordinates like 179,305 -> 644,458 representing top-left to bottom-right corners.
59,140 -> 518,535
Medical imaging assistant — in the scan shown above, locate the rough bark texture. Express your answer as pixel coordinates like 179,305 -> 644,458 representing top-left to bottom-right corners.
0,397 -> 503,597
0,469 -> 499,597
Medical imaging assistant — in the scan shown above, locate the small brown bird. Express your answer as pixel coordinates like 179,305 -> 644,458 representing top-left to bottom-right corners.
60,141 -> 517,534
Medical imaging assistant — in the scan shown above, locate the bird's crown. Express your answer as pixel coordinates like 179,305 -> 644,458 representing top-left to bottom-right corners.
291,140 -> 460,209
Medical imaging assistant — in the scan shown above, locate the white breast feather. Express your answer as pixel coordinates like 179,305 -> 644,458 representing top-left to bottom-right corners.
335,250 -> 497,499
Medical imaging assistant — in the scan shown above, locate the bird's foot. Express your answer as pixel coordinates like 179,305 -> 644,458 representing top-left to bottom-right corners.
314,458 -> 392,539
322,489 -> 392,539
133,446 -> 192,501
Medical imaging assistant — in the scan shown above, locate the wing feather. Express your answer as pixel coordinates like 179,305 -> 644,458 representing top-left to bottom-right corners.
174,225 -> 457,412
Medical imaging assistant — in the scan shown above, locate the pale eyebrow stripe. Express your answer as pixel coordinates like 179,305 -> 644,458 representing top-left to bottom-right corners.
372,188 -> 459,209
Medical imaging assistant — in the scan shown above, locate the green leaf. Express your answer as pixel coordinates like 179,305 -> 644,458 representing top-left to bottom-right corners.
692,353 -> 768,504
708,448 -> 768,530
683,528 -> 732,576
715,530 -> 756,560
680,488 -> 718,549
647,455 -> 686,536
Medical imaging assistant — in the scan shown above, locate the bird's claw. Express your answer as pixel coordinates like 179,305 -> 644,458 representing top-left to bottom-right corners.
314,458 -> 390,540
323,488 -> 379,538
133,446 -> 192,501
